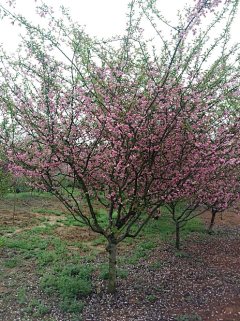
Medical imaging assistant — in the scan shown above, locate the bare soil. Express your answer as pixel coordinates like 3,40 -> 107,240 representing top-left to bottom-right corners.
0,197 -> 239,321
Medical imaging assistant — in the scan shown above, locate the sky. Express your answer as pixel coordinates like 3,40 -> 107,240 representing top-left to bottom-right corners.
0,0 -> 239,54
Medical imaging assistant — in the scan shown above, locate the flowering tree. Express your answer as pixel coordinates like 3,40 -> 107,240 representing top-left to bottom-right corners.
0,0 -> 240,292
164,158 -> 240,249
202,162 -> 240,234
158,115 -> 240,248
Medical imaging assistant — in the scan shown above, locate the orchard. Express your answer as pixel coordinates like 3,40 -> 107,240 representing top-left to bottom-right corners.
0,0 -> 240,295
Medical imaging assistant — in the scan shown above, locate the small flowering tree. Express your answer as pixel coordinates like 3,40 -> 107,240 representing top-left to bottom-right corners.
0,0 -> 240,292
202,162 -> 240,234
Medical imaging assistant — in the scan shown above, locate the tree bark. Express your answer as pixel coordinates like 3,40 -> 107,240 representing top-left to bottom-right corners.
106,239 -> 117,293
176,223 -> 180,250
208,209 -> 217,234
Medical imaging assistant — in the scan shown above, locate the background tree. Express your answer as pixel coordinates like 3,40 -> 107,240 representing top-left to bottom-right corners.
0,0 -> 240,292
159,114 -> 240,249
202,163 -> 240,234
0,120 -> 12,197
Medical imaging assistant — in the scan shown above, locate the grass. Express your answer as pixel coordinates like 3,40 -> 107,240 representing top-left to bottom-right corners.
62,215 -> 86,227
39,262 -> 94,313
182,217 -> 206,233
3,191 -> 55,199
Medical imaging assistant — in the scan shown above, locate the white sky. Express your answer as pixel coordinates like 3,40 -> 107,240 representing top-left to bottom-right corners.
0,0 -> 239,54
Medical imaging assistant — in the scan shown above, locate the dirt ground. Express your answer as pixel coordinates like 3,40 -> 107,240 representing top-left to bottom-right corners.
0,197 -> 239,321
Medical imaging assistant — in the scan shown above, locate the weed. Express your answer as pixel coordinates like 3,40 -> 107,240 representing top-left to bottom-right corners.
71,313 -> 82,321
117,269 -> 128,278
99,266 -> 109,280
61,264 -> 93,280
23,305 -> 33,314
128,247 -> 147,264
8,280 -> 17,287
17,287 -> 27,305
216,229 -> 228,235
31,224 -> 58,235
58,276 -> 92,298
174,313 -> 202,320
92,237 -> 106,246
69,242 -> 83,248
59,298 -> 84,313
0,237 -> 5,247
154,285 -> 165,292
33,302 -> 51,317
123,237 -> 138,244
140,241 -> 155,250
53,238 -> 68,256
147,294 -> 156,302
63,215 -> 85,227
23,251 -> 35,259
148,260 -> 164,270
175,251 -> 191,258
40,263 -> 93,300
36,250 -> 58,266
71,253 -> 83,264
23,299 -> 47,317
0,227 -> 15,233
39,274 -> 58,292
4,257 -> 21,267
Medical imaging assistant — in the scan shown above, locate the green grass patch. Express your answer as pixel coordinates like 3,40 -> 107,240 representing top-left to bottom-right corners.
62,215 -> 85,227
182,217 -> 205,233
40,263 -> 93,300
117,269 -> 128,278
4,191 -> 55,199
31,223 -> 58,235
148,260 -> 165,270
0,226 -> 15,234
4,257 -> 21,267
92,236 -> 106,246
17,287 -> 27,305
139,241 -> 155,250
59,298 -> 84,313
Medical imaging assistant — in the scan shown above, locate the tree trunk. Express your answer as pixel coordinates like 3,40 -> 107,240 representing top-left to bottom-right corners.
208,209 -> 216,234
106,239 -> 117,293
176,223 -> 180,250
12,181 -> 17,225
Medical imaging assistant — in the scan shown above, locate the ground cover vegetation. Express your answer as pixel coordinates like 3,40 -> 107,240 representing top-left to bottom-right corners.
0,0 -> 240,295
0,194 -> 239,320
